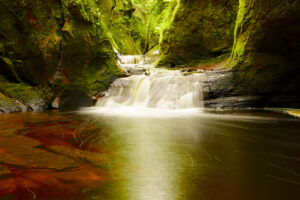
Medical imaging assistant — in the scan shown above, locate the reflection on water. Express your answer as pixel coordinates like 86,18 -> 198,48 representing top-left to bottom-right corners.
0,110 -> 300,200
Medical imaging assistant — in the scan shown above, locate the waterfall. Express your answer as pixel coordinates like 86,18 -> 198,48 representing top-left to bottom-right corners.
95,54 -> 204,111
117,55 -> 144,65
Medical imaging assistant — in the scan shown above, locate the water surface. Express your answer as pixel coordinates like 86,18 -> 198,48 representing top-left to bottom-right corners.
0,109 -> 300,200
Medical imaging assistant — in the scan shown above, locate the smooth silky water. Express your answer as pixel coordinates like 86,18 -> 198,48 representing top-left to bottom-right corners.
0,55 -> 300,200
94,54 -> 204,114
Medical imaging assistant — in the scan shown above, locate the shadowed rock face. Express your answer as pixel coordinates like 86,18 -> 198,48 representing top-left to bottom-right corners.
0,0 -> 121,112
229,0 -> 300,105
158,0 -> 239,66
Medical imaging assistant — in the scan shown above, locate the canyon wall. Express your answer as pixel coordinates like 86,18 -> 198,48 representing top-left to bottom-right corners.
229,0 -> 300,106
0,0 -> 121,112
158,0 -> 238,66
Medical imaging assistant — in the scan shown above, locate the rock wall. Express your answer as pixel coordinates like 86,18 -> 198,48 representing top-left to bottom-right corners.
229,0 -> 300,106
99,0 -> 174,55
1,0 -> 299,112
144,0 -> 178,53
99,0 -> 146,54
0,0 -> 121,112
158,0 -> 238,66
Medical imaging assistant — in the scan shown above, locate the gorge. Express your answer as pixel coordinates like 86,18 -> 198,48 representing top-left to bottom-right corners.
0,0 -> 300,200
0,0 -> 299,112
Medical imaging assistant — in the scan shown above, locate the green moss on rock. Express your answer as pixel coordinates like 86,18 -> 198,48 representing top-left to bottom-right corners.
99,0 -> 176,55
228,0 -> 300,97
0,75 -> 52,111
158,0 -> 238,66
99,0 -> 145,54
0,92 -> 20,113
0,0 -> 122,111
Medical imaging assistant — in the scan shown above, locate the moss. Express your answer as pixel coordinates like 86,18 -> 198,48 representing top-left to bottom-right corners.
0,0 -> 122,110
98,0 -> 177,54
0,0 -> 63,85
186,53 -> 231,68
228,0 -> 300,96
0,92 -> 20,113
157,53 -> 186,67
158,0 -> 238,66
0,75 -> 52,111
99,0 -> 145,54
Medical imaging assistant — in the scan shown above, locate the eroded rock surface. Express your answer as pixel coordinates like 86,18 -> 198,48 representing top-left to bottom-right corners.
0,0 -> 122,112
228,0 -> 300,106
158,0 -> 238,66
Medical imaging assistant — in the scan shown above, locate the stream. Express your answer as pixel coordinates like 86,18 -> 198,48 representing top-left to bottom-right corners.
0,55 -> 300,200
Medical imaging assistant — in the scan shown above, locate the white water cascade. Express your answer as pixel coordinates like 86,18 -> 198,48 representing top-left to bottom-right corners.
94,54 -> 205,114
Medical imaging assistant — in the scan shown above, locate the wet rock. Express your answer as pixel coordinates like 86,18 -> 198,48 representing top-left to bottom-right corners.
119,72 -> 131,78
51,97 -> 60,109
0,75 -> 50,112
144,69 -> 151,76
126,67 -> 146,75
59,89 -> 93,110
201,70 -> 236,100
204,96 -> 263,109
196,69 -> 205,73
200,69 -> 300,108
1,83 -> 49,112
92,92 -> 107,104
200,70 -> 265,108
0,92 -> 20,113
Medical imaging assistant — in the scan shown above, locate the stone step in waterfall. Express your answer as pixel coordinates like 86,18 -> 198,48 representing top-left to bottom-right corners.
96,55 -> 205,110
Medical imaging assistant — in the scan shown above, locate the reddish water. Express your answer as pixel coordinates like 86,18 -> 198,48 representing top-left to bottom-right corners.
0,110 -> 300,200
0,112 -> 111,200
